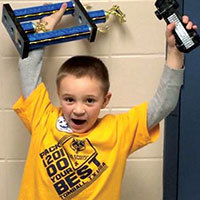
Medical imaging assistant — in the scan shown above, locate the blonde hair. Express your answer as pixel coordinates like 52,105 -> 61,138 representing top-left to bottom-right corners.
56,55 -> 110,94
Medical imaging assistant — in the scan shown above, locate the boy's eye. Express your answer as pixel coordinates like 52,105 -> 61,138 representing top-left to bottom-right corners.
64,97 -> 74,102
86,98 -> 95,104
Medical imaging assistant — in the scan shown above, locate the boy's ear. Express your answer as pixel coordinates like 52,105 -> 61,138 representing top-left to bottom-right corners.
102,92 -> 112,109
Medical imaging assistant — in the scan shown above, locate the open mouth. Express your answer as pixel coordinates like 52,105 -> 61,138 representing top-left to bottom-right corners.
72,119 -> 86,125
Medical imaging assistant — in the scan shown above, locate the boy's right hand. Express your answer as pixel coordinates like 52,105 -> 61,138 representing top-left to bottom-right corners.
40,3 -> 67,31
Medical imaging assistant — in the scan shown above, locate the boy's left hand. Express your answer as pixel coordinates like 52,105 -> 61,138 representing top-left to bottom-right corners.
166,15 -> 198,69
166,15 -> 198,49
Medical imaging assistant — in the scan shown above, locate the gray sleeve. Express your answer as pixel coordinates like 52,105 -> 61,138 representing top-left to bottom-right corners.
18,48 -> 44,99
147,65 -> 184,129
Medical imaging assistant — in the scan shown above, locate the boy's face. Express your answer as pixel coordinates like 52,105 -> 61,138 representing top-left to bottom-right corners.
58,74 -> 111,133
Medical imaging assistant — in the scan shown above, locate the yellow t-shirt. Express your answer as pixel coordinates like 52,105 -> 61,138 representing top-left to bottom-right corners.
13,83 -> 159,200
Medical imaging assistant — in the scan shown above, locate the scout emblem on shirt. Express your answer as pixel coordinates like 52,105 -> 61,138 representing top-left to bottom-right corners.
70,138 -> 86,153
60,136 -> 97,170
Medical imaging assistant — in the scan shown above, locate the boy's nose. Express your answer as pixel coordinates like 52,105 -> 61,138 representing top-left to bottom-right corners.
73,103 -> 85,116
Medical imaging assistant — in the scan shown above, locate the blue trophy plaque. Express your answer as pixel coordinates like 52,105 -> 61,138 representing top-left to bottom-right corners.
2,0 -> 126,58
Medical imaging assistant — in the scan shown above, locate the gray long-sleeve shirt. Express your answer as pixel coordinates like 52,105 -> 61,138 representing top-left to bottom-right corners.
18,48 -> 184,129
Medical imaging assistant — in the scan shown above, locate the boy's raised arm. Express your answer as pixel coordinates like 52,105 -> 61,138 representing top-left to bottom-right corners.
18,3 -> 67,99
18,48 -> 44,98
147,16 -> 197,129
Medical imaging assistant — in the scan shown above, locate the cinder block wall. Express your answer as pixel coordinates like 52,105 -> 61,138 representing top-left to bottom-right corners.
0,0 -> 166,199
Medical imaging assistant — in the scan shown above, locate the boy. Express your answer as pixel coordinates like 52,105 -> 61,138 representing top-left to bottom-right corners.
13,3 -> 197,200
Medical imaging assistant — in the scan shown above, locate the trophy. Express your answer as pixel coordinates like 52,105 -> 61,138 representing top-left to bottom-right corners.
2,0 -> 126,58
155,0 -> 200,53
